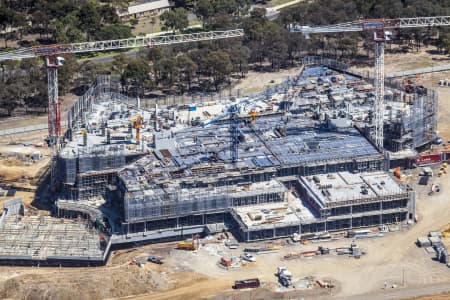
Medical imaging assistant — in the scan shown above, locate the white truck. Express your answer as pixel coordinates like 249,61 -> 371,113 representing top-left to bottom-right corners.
276,266 -> 292,287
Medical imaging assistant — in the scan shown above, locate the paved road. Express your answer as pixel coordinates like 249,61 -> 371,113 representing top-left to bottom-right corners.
265,0 -> 305,20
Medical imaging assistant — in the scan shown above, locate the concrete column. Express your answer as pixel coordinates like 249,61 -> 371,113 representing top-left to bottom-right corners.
380,201 -> 383,225
350,205 -> 353,229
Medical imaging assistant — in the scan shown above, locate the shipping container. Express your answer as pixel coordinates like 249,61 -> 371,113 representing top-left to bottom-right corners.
415,153 -> 442,166
233,278 -> 260,289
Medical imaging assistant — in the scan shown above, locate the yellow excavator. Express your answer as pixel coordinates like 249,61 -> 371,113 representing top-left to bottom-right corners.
129,116 -> 144,141
177,234 -> 200,251
442,224 -> 450,238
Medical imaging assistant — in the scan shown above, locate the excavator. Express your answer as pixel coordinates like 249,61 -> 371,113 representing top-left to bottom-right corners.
441,224 -> 450,238
177,234 -> 200,251
129,116 -> 144,142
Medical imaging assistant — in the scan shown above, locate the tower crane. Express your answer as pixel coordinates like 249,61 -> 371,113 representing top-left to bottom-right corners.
0,29 -> 244,190
290,16 -> 450,150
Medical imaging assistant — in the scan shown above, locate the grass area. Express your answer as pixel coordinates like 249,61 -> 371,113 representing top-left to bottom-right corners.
189,20 -> 203,26
0,47 -> 16,53
130,16 -> 162,36
76,50 -> 127,62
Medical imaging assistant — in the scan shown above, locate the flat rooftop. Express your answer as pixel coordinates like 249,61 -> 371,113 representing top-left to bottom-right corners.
118,113 -> 383,194
300,171 -> 407,208
232,192 -> 316,229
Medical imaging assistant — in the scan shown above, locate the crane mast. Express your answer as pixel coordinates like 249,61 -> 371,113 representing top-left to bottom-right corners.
0,29 -> 244,191
291,16 -> 450,150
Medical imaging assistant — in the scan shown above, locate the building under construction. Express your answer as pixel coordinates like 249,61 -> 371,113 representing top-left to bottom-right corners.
0,199 -> 107,266
53,62 -> 426,242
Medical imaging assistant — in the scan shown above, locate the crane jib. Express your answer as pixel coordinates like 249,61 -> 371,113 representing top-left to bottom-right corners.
362,22 -> 384,30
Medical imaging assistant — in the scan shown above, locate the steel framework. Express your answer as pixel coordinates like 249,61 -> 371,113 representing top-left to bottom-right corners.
0,30 -> 244,61
229,105 -> 239,163
0,29 -> 244,192
291,16 -> 450,150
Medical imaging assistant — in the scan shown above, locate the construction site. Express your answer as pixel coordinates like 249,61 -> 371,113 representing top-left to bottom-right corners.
3,15 -> 450,300
0,58 -> 428,265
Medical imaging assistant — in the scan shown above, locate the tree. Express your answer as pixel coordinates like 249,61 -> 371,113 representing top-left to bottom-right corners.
160,8 -> 188,33
204,50 -> 232,91
77,2 -> 102,41
171,0 -> 195,8
108,0 -> 133,14
23,80 -> 47,113
0,7 -> 16,46
111,53 -> 128,76
31,10 -> 50,38
95,24 -> 132,40
58,56 -> 78,95
155,57 -> 178,87
195,0 -> 214,21
99,5 -> 121,24
121,58 -> 152,96
229,45 -> 250,77
12,12 -> 28,40
148,47 -> 165,62
0,79 -> 24,116
176,54 -> 197,93
51,12 -> 84,43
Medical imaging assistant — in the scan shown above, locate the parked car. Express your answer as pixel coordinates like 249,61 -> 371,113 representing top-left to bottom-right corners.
240,253 -> 256,262
147,256 -> 164,264
225,240 -> 240,249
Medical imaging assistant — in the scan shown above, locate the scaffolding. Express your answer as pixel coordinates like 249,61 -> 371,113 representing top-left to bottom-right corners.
302,56 -> 438,152
0,215 -> 103,260
123,181 -> 287,223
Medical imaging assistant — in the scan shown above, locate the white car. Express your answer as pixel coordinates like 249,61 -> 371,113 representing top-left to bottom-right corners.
241,253 -> 256,262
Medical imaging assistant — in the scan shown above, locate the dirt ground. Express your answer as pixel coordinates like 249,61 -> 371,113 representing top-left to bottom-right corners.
412,292 -> 450,300
232,65 -> 305,94
349,46 -> 450,75
0,92 -> 77,131
0,167 -> 448,300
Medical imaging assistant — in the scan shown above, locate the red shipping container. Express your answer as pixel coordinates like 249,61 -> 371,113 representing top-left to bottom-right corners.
415,153 -> 442,165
